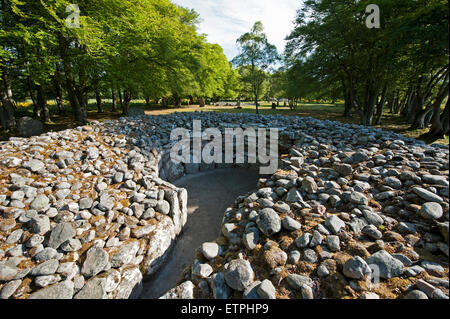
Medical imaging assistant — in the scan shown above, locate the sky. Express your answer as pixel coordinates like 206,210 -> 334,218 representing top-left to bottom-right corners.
172,0 -> 303,60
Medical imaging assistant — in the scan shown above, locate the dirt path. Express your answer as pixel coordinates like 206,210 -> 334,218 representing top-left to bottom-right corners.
140,168 -> 260,299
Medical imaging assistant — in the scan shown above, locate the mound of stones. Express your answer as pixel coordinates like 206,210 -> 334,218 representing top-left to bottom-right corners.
0,111 -> 449,300
0,123 -> 188,299
150,113 -> 449,300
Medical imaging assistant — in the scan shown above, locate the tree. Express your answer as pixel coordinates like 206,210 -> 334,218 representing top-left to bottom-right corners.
285,0 -> 448,140
0,0 -> 18,129
232,21 -> 278,114
268,69 -> 287,106
221,68 -> 241,101
194,43 -> 232,107
1,0 -> 232,127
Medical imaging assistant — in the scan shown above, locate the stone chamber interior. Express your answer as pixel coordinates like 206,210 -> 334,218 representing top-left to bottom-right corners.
140,167 -> 261,299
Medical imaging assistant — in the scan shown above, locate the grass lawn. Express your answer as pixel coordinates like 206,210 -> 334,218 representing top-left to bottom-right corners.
1,100 -> 448,146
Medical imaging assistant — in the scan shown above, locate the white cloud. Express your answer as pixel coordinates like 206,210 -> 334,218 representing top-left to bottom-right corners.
173,0 -> 303,60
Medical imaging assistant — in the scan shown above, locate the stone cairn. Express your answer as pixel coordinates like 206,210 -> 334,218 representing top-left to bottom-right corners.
0,111 -> 448,299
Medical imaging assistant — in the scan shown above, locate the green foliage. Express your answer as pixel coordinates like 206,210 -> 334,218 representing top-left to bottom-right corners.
1,0 -> 233,122
232,21 -> 279,112
285,0 -> 449,127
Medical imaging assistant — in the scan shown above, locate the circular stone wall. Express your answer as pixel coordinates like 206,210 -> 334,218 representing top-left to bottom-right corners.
0,112 -> 449,299
140,168 -> 260,299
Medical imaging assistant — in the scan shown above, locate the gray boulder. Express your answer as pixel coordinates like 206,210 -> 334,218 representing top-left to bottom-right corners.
257,279 -> 276,299
343,256 -> 372,280
17,116 -> 43,138
325,215 -> 346,234
48,223 -> 76,249
224,259 -> 254,291
28,280 -> 74,299
74,277 -> 107,299
366,250 -> 404,279
30,259 -> 59,276
420,202 -> 443,220
29,195 -> 49,211
285,274 -> 314,290
210,272 -> 231,299
256,208 -> 281,236
81,247 -> 109,277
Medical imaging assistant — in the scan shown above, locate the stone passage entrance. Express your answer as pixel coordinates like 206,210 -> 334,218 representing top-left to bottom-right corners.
140,168 -> 260,299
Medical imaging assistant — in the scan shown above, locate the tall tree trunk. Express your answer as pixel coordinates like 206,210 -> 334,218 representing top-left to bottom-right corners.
83,91 -> 88,113
343,88 -> 353,117
26,75 -> 38,117
173,93 -> 181,107
96,90 -> 102,113
2,64 -> 14,104
411,76 -> 449,130
440,99 -> 450,137
343,78 -> 356,117
145,97 -> 150,107
400,87 -> 415,117
374,85 -> 388,125
408,92 -> 424,124
251,62 -> 259,115
424,110 -> 434,128
111,88 -> 117,112
387,93 -> 393,114
36,85 -> 50,122
75,86 -> 88,119
422,99 -> 449,141
58,34 -> 86,125
54,64 -> 65,114
199,97 -> 205,108
432,99 -> 449,136
391,92 -> 398,114
395,89 -> 408,114
118,89 -> 123,109
361,80 -> 379,126
0,64 -> 16,129
77,55 -> 89,118
254,92 -> 259,115
32,89 -> 41,119
162,97 -> 169,108
63,79 -> 82,124
122,89 -> 132,116
421,77 -> 449,137
93,76 -> 102,113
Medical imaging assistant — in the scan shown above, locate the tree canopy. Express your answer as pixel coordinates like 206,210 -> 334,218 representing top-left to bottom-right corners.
1,1 -> 448,141
0,0 -> 235,126
284,0 -> 449,138
232,21 -> 279,114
